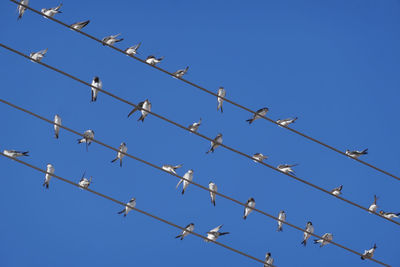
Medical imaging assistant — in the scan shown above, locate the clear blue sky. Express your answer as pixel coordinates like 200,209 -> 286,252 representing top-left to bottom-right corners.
1,0 -> 399,266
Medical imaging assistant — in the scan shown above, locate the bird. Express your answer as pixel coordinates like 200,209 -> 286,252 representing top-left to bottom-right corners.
17,0 -> 29,20
188,118 -> 202,133
145,55 -> 164,65
162,164 -> 183,175
209,181 -> 217,206
206,133 -> 223,154
117,197 -> 136,217
246,107 -> 269,124
77,129 -> 95,151
78,172 -> 92,189
127,99 -> 151,122
264,252 -> 274,267
3,150 -> 29,158
176,169 -> 194,195
30,48 -> 47,62
276,117 -> 298,127
252,153 -> 268,163
379,211 -> 400,219
41,3 -> 62,18
361,244 -> 377,260
54,114 -> 61,139
345,148 -> 368,159
91,76 -> 102,102
217,87 -> 226,113
301,221 -> 314,246
277,210 -> 286,232
204,225 -> 229,242
330,185 -> 343,196
173,66 -> 189,78
70,20 -> 90,31
125,43 -> 141,56
243,197 -> 256,220
43,163 -> 55,189
102,34 -> 124,46
111,142 -> 127,167
175,223 -> 194,240
277,164 -> 298,175
314,233 -> 333,247
368,195 -> 378,214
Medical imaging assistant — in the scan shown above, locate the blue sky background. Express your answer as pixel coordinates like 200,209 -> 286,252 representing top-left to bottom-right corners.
1,0 -> 399,266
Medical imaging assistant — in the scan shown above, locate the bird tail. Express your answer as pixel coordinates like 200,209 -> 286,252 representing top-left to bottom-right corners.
361,256 -> 365,260
117,209 -> 125,215
361,148 -> 368,154
158,56 -> 164,61
301,239 -> 307,246
77,138 -> 83,144
277,225 -> 283,232
212,200 -> 216,206
22,151 -> 29,156
220,232 -> 229,236
55,132 -> 59,139
111,158 -> 118,163
293,117 -> 298,122
243,215 -> 247,220
175,234 -> 182,239
396,213 -> 400,216
43,182 -> 49,189
246,118 -> 254,124
138,115 -> 145,122
313,239 -> 319,244
116,38 -> 124,43
181,189 -> 185,195
120,159 -> 122,167
174,164 -> 183,169
127,107 -> 138,117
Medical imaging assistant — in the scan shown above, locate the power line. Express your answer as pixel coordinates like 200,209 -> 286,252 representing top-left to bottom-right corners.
0,43 -> 397,227
9,0 -> 400,182
0,98 -> 393,267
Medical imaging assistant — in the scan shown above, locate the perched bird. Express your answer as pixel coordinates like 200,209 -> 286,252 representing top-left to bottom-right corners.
125,43 -> 141,56
162,164 -> 183,175
301,221 -> 314,246
345,148 -> 368,159
43,163 -> 55,189
252,153 -> 268,163
41,3 -> 62,18
77,129 -> 95,151
102,34 -> 124,46
277,164 -> 298,175
17,0 -> 29,20
188,118 -> 202,133
30,48 -> 47,62
276,117 -> 298,127
277,210 -> 286,232
217,87 -> 226,113
246,107 -> 269,124
361,244 -> 377,260
111,142 -> 127,167
91,76 -> 102,102
264,252 -> 274,267
368,195 -> 378,214
145,55 -> 164,65
175,223 -> 194,240
206,133 -> 223,154
78,172 -> 92,189
176,169 -> 194,195
331,185 -> 343,196
243,197 -> 256,220
70,20 -> 90,31
54,114 -> 61,139
314,233 -> 333,247
379,211 -> 400,219
204,225 -> 229,242
127,99 -> 151,122
3,150 -> 29,158
209,181 -> 217,206
173,66 -> 189,78
117,197 -> 136,217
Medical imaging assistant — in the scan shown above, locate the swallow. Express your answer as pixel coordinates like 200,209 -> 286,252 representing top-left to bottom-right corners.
127,99 -> 151,122
264,252 -> 274,267
204,225 -> 229,242
379,211 -> 400,219
175,223 -> 194,240
102,33 -> 124,46
43,163 -> 55,189
331,185 -> 343,196
368,195 -> 378,214
276,117 -> 298,127
17,0 -> 29,20
217,87 -> 226,113
54,114 -> 61,139
361,244 -> 377,260
243,197 -> 256,220
70,20 -> 90,31
252,153 -> 268,163
345,148 -> 368,159
162,164 -> 183,175
3,150 -> 29,158
206,133 -> 223,154
176,169 -> 194,194
277,210 -> 286,232
111,142 -> 127,167
173,66 -> 189,78
277,164 -> 297,175
78,171 -> 92,189
91,76 -> 102,102
41,3 -> 62,18
188,118 -> 202,133
30,48 -> 48,62
77,129 -> 95,151
145,55 -> 164,65
301,221 -> 314,246
209,181 -> 217,206
125,43 -> 141,56
314,233 -> 333,247
117,197 -> 136,217
246,108 -> 269,124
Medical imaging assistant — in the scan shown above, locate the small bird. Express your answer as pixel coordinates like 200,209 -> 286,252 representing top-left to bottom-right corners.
41,3 -> 62,18
91,76 -> 102,102
243,197 -> 256,220
264,252 -> 274,267
246,107 -> 269,124
379,211 -> 400,219
78,172 -> 92,189
30,48 -> 48,62
368,195 -> 378,214
331,185 -> 343,196
17,0 -> 29,20
175,223 -> 194,240
77,129 -> 95,151
173,66 -> 189,78
217,87 -> 226,113
209,181 -> 218,206
125,43 -> 141,56
204,225 -> 229,242
206,133 -> 223,154
345,148 -> 368,159
111,142 -> 127,167
43,163 -> 55,189
301,221 -> 314,246
277,164 -> 297,175
102,34 -> 124,46
252,153 -> 268,163
127,99 -> 151,122
70,20 -> 90,31
117,197 -> 136,217
314,233 -> 333,247
176,169 -> 194,195
3,150 -> 29,158
54,114 -> 61,139
188,118 -> 202,133
277,210 -> 286,232
361,244 -> 377,260
162,164 -> 183,175
276,117 -> 298,127
145,55 -> 164,65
